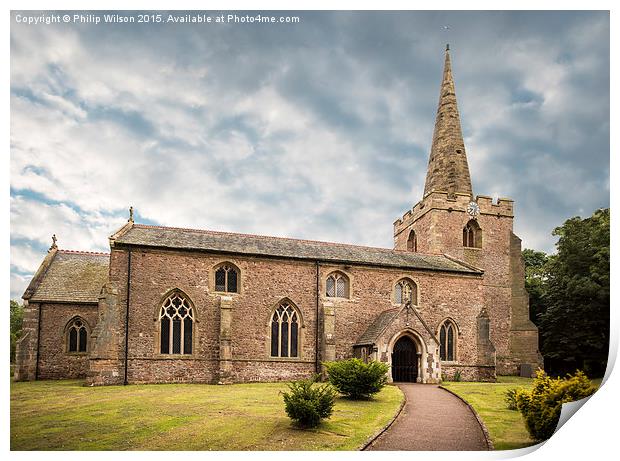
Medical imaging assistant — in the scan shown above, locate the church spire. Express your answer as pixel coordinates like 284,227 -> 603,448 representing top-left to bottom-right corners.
423,45 -> 473,198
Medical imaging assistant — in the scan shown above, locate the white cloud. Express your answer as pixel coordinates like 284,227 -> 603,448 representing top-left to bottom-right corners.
10,195 -> 123,252
10,244 -> 45,274
9,11 -> 609,290
10,273 -> 31,301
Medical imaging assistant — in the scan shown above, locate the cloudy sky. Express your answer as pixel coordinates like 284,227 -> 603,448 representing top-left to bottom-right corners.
9,10 -> 610,300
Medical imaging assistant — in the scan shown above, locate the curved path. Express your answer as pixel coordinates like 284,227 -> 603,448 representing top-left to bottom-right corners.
366,383 -> 488,451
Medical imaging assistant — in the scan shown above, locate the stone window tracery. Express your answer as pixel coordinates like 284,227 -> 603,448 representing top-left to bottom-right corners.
463,220 -> 482,248
67,317 -> 88,353
395,279 -> 418,306
270,302 -> 300,358
326,272 -> 349,298
159,292 -> 194,355
215,264 -> 239,293
439,319 -> 457,361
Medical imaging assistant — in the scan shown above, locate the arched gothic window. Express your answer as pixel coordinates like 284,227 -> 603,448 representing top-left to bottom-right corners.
395,279 -> 418,306
215,264 -> 239,293
463,220 -> 482,248
159,291 -> 194,355
270,302 -> 300,358
407,230 -> 417,252
67,317 -> 88,353
439,320 -> 457,361
326,272 -> 350,298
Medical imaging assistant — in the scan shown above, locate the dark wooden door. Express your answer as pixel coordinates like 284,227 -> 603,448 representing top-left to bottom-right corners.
391,336 -> 418,382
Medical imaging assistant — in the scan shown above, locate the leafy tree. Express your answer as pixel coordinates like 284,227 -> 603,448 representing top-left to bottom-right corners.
522,248 -> 549,325
10,300 -> 24,363
538,208 -> 609,376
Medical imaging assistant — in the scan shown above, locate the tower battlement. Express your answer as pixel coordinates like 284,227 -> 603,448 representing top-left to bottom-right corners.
475,195 -> 514,216
393,192 -> 513,236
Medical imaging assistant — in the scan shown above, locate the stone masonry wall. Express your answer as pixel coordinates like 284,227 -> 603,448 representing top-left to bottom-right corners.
321,264 -> 484,372
87,249 -> 129,385
122,248 -> 220,384
115,248 -> 320,384
37,303 -> 99,379
98,245 -> 487,384
14,300 -> 40,381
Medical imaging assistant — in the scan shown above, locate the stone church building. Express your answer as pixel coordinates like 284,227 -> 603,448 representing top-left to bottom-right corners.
15,47 -> 543,385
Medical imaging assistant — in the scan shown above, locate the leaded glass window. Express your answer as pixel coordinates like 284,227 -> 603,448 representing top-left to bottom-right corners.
395,279 -> 417,305
215,264 -> 239,293
270,302 -> 299,358
326,272 -> 349,298
78,327 -> 87,352
159,292 -> 194,355
326,277 -> 335,297
439,320 -> 456,361
67,318 -> 88,353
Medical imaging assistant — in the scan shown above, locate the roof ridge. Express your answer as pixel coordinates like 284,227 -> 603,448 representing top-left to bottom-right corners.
132,223 -> 439,256
58,249 -> 110,256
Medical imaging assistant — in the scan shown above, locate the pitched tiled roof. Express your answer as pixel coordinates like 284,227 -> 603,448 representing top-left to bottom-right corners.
114,224 -> 481,274
27,251 -> 109,303
355,309 -> 400,346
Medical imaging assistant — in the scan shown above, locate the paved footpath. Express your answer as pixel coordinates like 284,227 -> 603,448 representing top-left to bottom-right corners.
366,383 -> 488,451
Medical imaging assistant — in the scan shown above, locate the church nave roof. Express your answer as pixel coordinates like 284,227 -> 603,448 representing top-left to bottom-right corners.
114,223 -> 482,275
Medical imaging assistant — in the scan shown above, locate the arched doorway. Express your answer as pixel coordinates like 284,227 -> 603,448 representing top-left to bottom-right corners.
391,336 -> 418,382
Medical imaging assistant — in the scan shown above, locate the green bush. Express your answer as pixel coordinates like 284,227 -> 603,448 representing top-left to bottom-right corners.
453,370 -> 462,382
516,369 -> 596,441
281,377 -> 337,428
324,358 -> 389,399
505,387 -> 522,410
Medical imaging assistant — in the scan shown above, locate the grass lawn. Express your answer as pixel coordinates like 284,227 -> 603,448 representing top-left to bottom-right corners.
442,376 -> 536,451
10,380 -> 403,451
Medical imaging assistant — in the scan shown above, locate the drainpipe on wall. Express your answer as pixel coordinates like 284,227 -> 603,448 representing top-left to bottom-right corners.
315,261 -> 320,375
124,250 -> 132,385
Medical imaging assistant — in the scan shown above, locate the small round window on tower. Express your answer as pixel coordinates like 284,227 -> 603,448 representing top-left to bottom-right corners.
456,149 -> 463,154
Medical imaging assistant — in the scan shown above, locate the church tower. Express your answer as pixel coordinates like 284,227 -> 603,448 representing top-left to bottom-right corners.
394,45 -> 543,375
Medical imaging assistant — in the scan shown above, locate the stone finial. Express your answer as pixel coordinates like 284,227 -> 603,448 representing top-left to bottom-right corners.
128,206 -> 134,223
49,234 -> 58,251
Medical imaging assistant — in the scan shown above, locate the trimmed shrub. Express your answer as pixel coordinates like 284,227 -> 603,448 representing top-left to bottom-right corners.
281,377 -> 337,428
516,369 -> 596,441
324,358 -> 389,399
